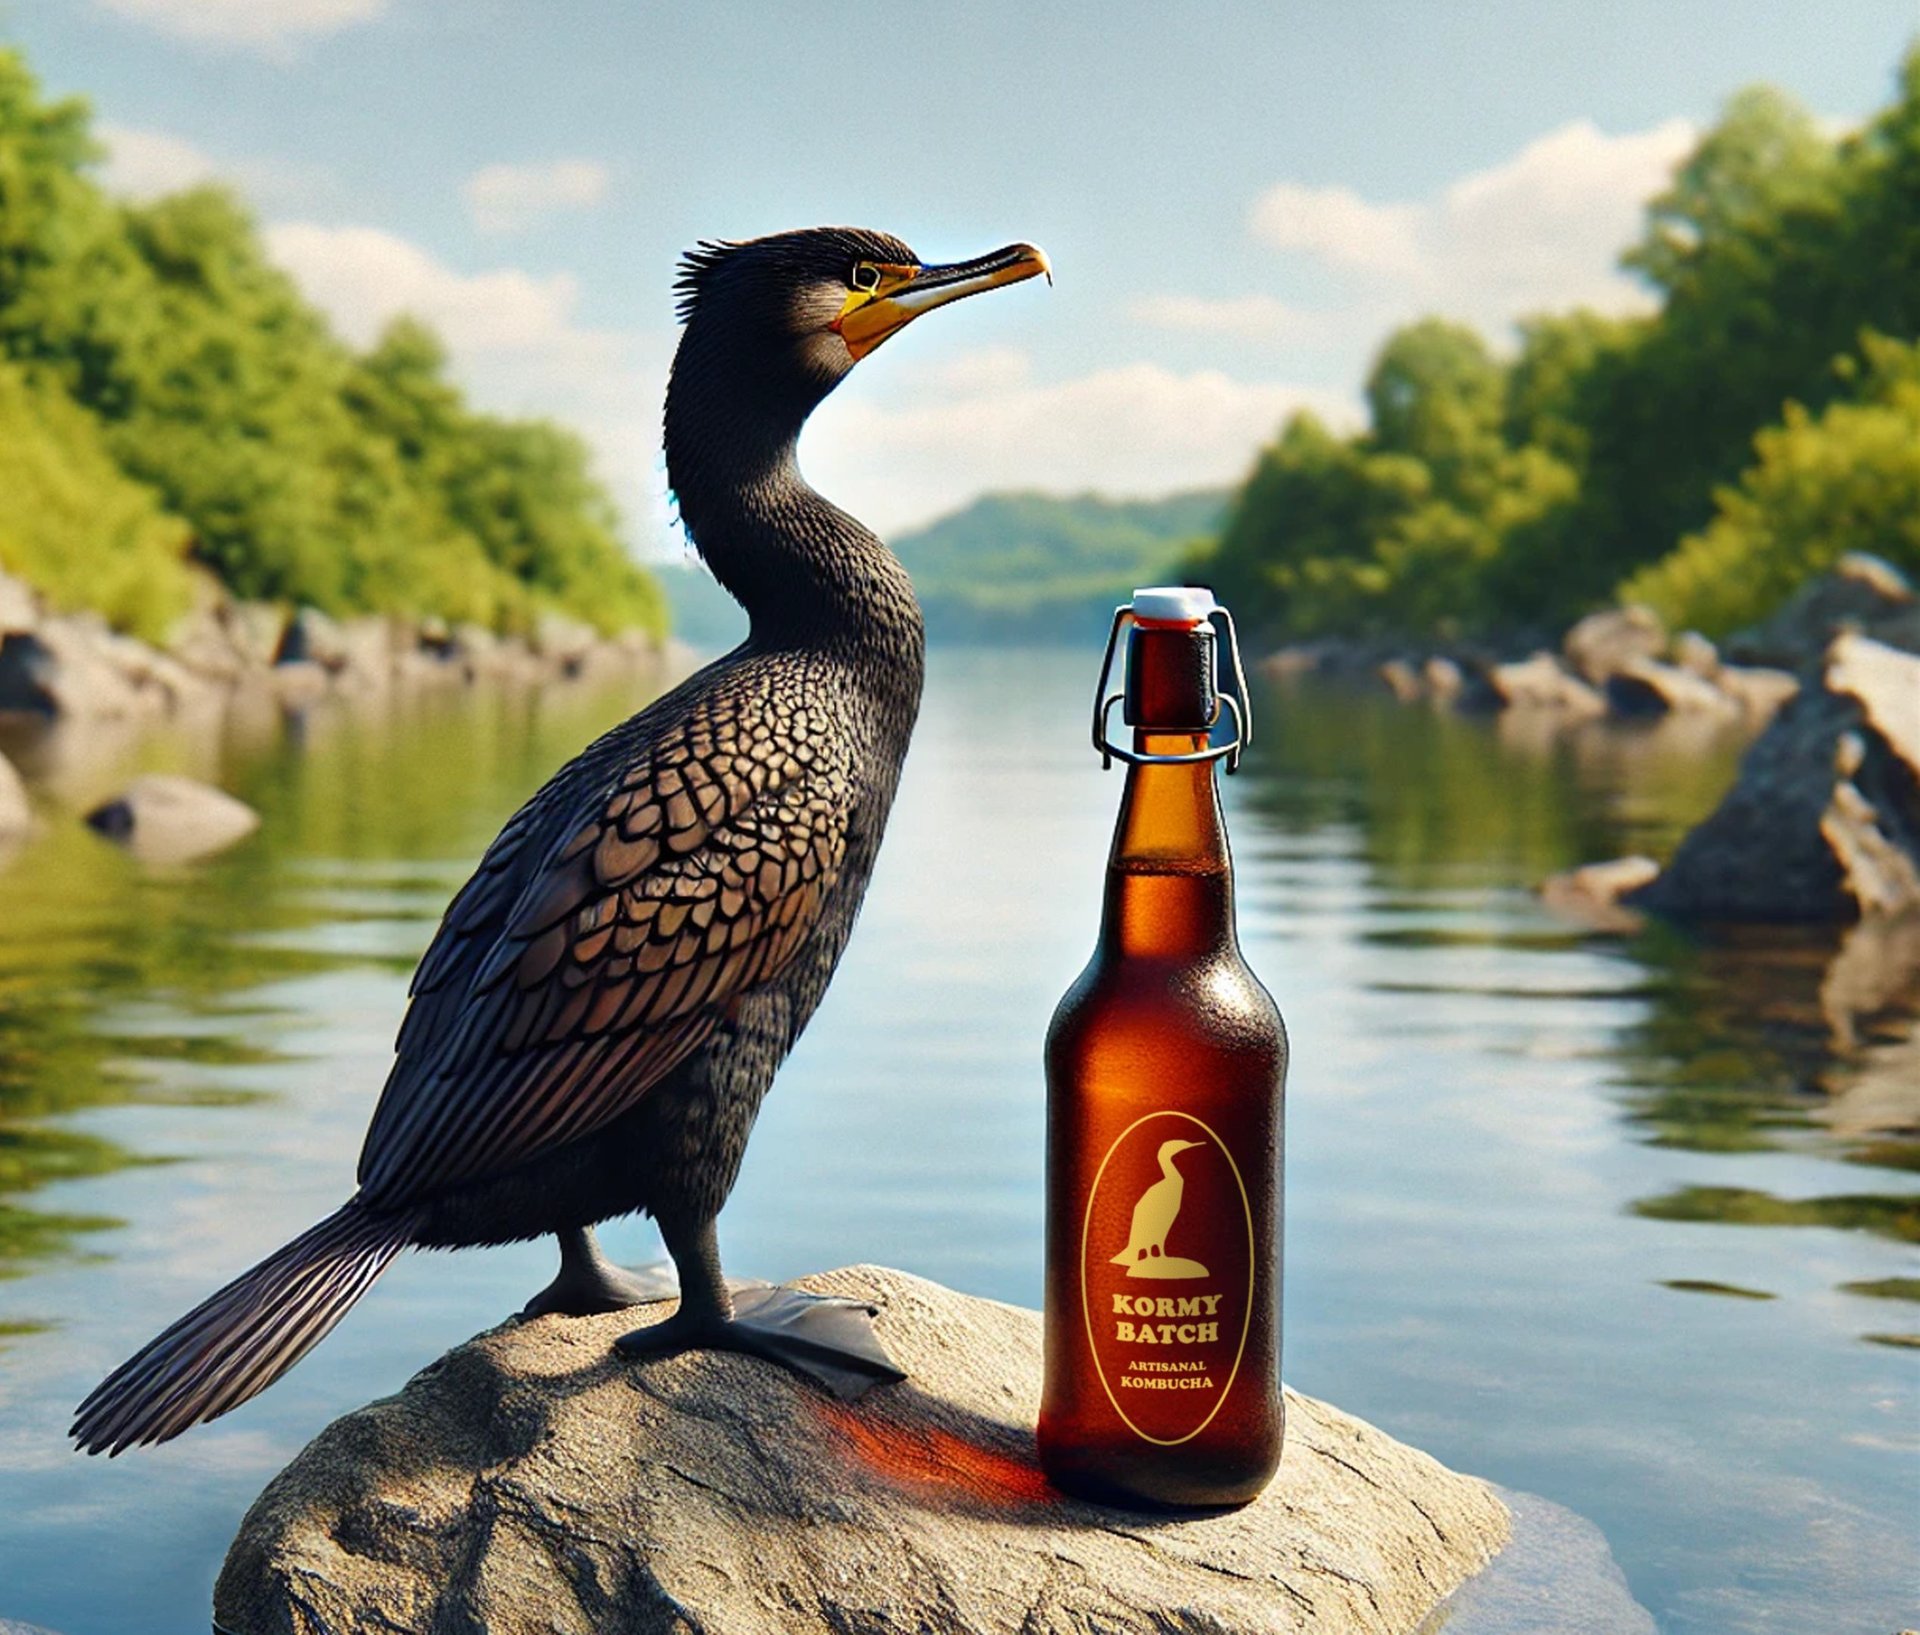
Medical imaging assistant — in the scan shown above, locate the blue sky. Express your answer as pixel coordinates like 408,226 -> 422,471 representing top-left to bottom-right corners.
3,1 -> 1914,551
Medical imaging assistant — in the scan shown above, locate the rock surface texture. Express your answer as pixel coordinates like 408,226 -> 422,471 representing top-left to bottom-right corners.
215,1266 -> 1509,1635
1629,634 -> 1920,922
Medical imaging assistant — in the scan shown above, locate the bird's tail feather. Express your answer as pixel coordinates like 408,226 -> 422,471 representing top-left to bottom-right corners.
71,1203 -> 411,1455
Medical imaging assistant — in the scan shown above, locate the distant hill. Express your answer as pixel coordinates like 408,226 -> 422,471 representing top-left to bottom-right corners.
660,488 -> 1230,650
896,489 -> 1229,642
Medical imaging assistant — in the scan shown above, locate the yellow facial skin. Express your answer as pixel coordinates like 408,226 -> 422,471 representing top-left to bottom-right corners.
832,243 -> 1051,360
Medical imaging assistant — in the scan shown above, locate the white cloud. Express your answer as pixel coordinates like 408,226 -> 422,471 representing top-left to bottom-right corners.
265,222 -> 670,536
98,0 -> 384,51
97,124 -> 218,196
1131,292 -> 1330,345
462,160 -> 612,236
804,350 -> 1356,534
1250,183 -> 1424,278
267,222 -> 595,357
97,123 -> 339,209
1246,116 -> 1698,331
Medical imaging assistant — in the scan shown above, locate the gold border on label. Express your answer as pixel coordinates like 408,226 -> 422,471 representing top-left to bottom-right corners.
1079,1108 -> 1254,1446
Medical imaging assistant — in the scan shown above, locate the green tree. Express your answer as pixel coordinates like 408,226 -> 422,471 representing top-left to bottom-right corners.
1622,334 -> 1920,635
0,46 -> 664,640
1365,318 -> 1505,487
1199,46 -> 1920,643
0,357 -> 195,640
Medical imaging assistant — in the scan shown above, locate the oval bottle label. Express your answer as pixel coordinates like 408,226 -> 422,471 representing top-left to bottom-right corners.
1078,1109 -> 1254,1445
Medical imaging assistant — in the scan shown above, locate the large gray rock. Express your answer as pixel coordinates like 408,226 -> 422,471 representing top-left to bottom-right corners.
215,1266 -> 1509,1635
1630,633 -> 1920,922
86,774 -> 260,863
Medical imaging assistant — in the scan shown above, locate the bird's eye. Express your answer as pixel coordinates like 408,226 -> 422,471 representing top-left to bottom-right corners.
850,263 -> 881,293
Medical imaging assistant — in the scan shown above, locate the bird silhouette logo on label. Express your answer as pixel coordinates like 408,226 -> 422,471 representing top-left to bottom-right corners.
1110,1139 -> 1210,1279
1080,1110 -> 1254,1445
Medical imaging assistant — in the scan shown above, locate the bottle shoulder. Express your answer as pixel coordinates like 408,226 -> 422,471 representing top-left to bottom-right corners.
1048,942 -> 1286,1066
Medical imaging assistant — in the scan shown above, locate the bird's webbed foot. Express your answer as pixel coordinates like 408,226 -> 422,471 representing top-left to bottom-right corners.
614,1283 -> 907,1402
521,1227 -> 679,1318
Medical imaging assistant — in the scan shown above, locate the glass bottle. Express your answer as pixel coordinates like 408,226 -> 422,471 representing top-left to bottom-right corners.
1039,585 -> 1286,1510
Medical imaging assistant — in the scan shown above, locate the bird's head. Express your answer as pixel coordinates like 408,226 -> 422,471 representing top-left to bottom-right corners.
670,226 -> 1050,428
1157,1139 -> 1206,1164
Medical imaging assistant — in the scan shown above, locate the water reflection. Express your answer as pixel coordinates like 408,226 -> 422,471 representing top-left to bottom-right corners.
0,678 -> 665,1317
0,656 -> 1911,1635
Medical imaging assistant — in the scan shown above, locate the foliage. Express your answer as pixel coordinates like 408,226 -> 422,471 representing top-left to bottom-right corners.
0,47 -> 662,638
1195,46 -> 1920,641
1622,335 -> 1920,634
0,357 -> 195,641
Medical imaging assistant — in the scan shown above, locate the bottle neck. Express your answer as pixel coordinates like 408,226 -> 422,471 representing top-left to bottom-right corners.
1101,728 -> 1236,959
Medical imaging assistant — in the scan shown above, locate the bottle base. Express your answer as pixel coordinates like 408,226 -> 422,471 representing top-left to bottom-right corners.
1037,1435 -> 1282,1513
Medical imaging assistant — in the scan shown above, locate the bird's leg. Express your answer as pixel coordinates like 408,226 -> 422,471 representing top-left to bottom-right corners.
614,1216 -> 906,1402
520,1225 -> 677,1319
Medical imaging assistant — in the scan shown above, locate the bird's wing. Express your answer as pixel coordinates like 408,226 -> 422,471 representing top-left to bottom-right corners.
355,681 -> 848,1207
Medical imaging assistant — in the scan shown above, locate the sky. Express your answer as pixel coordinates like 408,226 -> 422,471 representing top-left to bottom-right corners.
1,0 -> 1914,557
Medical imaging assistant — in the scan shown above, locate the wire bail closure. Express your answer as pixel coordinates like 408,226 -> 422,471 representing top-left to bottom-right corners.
1090,603 -> 1255,773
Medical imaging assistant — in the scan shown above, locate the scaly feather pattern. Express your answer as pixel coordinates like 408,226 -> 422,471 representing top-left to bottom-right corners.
356,654 -> 851,1207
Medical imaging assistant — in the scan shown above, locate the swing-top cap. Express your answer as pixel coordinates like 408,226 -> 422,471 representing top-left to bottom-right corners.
1130,585 -> 1217,626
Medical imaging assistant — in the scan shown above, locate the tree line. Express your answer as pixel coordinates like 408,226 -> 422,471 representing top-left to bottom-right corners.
1190,51 -> 1919,643
0,48 -> 663,644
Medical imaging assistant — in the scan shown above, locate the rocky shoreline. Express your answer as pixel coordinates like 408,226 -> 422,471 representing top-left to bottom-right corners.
0,569 -> 669,862
1263,555 -> 1920,930
1266,552 -> 1917,731
0,574 -> 665,728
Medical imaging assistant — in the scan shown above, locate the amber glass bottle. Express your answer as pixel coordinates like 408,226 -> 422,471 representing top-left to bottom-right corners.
1039,586 -> 1286,1510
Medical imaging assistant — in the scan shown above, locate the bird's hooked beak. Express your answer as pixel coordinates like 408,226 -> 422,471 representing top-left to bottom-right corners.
833,242 -> 1051,360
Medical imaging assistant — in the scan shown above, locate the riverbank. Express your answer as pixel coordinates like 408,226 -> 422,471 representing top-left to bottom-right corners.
0,570 -> 667,729
0,568 -> 674,846
1263,553 -> 1917,728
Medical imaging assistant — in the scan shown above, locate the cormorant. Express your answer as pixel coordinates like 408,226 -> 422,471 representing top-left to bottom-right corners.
72,226 -> 1049,1453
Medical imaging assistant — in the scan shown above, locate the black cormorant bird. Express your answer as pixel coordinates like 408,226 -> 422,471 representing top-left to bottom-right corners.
72,226 -> 1049,1453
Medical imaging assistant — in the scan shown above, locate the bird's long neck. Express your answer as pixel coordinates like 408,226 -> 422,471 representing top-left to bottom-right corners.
1160,1153 -> 1185,1186
664,337 -> 922,663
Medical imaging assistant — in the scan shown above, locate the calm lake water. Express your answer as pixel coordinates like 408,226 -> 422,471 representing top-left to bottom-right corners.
0,645 -> 1914,1633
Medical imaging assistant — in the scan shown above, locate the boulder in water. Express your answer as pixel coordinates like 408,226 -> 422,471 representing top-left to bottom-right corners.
1629,633 -> 1920,922
85,774 -> 260,863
